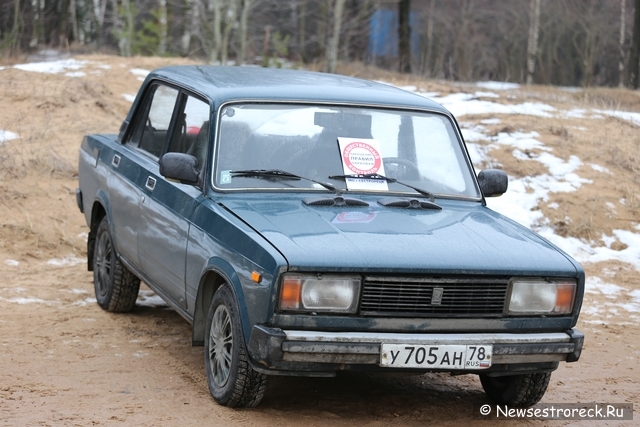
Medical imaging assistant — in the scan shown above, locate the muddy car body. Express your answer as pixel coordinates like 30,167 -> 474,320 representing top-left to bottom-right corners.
77,66 -> 584,408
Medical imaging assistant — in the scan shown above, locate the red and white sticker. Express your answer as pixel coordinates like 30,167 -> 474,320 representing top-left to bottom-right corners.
332,211 -> 377,224
338,138 -> 388,191
342,141 -> 382,174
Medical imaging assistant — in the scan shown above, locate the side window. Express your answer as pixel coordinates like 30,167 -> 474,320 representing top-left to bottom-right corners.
167,95 -> 210,172
129,84 -> 179,158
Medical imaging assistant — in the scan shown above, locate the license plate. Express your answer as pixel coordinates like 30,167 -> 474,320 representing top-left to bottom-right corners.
380,344 -> 492,369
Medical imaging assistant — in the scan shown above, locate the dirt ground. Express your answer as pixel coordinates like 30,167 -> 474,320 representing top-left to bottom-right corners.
0,54 -> 639,426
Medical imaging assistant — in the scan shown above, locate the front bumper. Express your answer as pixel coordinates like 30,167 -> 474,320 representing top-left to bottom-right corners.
247,325 -> 584,376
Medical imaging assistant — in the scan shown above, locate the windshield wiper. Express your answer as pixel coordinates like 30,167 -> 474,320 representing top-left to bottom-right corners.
231,169 -> 342,195
328,173 -> 435,201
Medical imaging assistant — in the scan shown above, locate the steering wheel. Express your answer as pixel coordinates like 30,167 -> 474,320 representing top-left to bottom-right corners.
382,157 -> 421,180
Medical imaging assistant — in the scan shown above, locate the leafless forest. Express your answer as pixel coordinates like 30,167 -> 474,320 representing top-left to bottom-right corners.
1,0 -> 640,87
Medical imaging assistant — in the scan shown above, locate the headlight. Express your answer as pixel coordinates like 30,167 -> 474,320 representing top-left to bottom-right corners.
507,279 -> 576,315
278,274 -> 361,314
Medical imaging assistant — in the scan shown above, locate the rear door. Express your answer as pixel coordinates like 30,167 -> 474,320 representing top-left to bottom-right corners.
107,84 -> 179,268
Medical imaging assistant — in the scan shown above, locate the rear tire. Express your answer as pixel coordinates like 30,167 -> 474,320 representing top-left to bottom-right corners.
204,285 -> 267,408
480,372 -> 551,407
92,217 -> 140,312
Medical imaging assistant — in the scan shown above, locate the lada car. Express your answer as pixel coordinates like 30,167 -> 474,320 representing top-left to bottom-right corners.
76,66 -> 584,408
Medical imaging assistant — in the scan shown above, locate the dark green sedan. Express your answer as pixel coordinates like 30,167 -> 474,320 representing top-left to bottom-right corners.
77,66 -> 584,408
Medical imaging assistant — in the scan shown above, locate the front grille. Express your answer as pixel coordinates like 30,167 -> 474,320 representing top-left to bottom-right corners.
360,276 -> 509,317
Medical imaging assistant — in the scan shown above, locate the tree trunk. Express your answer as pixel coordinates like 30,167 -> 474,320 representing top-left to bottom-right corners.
629,0 -> 640,88
158,0 -> 167,55
424,0 -> 435,77
398,0 -> 411,74
181,0 -> 196,55
326,0 -> 346,73
96,0 -> 108,47
526,0 -> 541,85
221,0 -> 237,65
69,0 -> 79,44
116,0 -> 133,57
10,0 -> 22,54
210,0 -> 222,64
298,0 -> 306,62
239,0 -> 253,64
619,0 -> 627,87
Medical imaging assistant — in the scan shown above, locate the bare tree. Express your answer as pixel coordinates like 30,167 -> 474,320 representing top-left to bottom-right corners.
619,0 -> 627,87
158,0 -> 168,55
181,0 -> 199,55
326,0 -> 346,73
629,0 -> 640,88
115,0 -> 134,57
209,0 -> 223,63
423,0 -> 435,77
398,0 -> 411,73
526,0 -> 541,84
238,0 -> 254,64
220,0 -> 237,64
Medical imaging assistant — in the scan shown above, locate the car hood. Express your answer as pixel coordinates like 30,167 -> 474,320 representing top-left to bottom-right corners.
219,196 -> 578,275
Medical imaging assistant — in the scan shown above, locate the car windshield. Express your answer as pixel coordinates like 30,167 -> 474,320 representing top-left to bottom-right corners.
214,103 -> 480,199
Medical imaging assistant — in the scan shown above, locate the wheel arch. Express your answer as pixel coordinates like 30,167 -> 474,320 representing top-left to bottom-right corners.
87,193 -> 110,271
192,257 -> 249,346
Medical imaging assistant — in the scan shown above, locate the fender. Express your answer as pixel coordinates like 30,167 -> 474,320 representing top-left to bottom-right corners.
86,190 -> 113,271
192,256 -> 251,346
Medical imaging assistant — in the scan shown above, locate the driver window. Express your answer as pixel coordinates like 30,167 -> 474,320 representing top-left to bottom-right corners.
129,84 -> 179,158
167,95 -> 210,173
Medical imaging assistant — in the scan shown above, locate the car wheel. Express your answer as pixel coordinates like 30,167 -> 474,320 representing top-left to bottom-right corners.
93,217 -> 141,312
204,285 -> 267,408
479,372 -> 551,408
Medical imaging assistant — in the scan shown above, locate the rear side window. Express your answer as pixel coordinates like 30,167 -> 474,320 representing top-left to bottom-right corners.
129,84 -> 179,158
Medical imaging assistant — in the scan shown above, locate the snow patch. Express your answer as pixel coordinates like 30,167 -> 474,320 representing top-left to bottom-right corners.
585,277 -> 625,297
73,297 -> 97,306
589,163 -> 610,174
130,68 -> 150,81
0,129 -> 19,144
596,109 -> 640,126
4,259 -> 19,267
122,93 -> 136,103
137,290 -> 168,308
474,91 -> 499,98
13,59 -> 88,75
476,81 -> 521,90
46,256 -> 85,267
0,297 -> 51,305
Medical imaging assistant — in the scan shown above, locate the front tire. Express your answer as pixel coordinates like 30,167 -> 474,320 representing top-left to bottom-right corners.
480,372 -> 551,407
204,285 -> 267,408
93,217 -> 140,312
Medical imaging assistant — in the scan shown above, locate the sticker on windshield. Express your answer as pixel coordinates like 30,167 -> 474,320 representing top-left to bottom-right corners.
220,170 -> 232,184
338,138 -> 388,191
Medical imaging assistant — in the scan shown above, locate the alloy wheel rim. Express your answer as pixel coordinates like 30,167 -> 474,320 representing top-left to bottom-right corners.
94,232 -> 112,299
209,304 -> 233,387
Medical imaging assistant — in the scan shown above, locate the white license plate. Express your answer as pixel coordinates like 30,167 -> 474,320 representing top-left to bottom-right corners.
380,344 -> 492,369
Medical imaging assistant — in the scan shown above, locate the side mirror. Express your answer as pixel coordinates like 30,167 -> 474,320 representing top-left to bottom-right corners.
159,152 -> 199,185
478,169 -> 508,197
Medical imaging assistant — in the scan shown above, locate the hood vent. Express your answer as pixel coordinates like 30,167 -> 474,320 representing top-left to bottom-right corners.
303,196 -> 369,207
378,197 -> 441,210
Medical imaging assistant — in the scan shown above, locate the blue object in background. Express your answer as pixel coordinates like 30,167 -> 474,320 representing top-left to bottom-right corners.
369,9 -> 420,59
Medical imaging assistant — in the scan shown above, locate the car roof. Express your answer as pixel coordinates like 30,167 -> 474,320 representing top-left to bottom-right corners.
147,66 -> 449,113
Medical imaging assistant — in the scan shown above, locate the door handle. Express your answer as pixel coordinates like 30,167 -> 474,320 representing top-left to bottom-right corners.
145,176 -> 156,191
